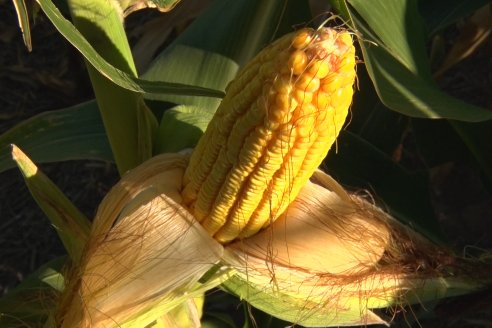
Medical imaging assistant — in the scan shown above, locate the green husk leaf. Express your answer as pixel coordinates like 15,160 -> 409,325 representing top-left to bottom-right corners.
66,0 -> 166,173
11,145 -> 90,262
0,101 -> 112,174
137,98 -> 159,162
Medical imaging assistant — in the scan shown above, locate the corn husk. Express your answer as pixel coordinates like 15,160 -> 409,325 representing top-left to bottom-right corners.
52,155 -> 488,327
54,153 -> 224,328
222,169 -> 485,327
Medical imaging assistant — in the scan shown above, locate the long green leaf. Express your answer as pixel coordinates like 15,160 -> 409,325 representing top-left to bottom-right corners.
347,0 -> 492,122
0,101 -> 111,174
11,145 -> 91,262
419,0 -> 492,36
143,0 -> 310,110
35,0 -> 224,98
12,0 -> 32,51
145,0 -> 312,151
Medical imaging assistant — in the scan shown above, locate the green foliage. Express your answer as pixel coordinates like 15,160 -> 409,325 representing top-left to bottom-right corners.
2,0 -> 491,326
0,101 -> 111,173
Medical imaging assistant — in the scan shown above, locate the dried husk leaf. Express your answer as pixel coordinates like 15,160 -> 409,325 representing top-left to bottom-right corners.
223,170 -> 486,327
52,155 -> 489,328
228,170 -> 390,274
55,153 -> 223,328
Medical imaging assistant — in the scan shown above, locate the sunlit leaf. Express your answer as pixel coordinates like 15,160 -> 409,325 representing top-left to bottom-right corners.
0,101 -> 111,173
11,145 -> 90,262
12,0 -> 32,51
143,0 -> 310,110
347,0 -> 492,122
35,0 -> 224,98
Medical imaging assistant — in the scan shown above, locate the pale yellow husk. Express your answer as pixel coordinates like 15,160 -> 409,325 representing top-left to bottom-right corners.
223,169 -> 481,326
52,154 -> 484,328
54,154 -> 224,328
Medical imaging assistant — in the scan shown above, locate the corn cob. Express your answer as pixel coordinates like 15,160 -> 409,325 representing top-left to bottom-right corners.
182,27 -> 356,243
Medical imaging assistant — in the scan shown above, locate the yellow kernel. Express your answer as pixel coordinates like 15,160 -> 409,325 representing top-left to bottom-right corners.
299,102 -> 317,116
314,90 -> 331,109
272,75 -> 293,94
321,73 -> 341,93
292,29 -> 312,49
308,59 -> 330,79
295,74 -> 320,92
293,89 -> 313,105
331,86 -> 353,108
337,33 -> 353,47
288,50 -> 308,75
296,118 -> 317,138
267,102 -> 293,124
337,55 -> 356,73
275,92 -> 297,112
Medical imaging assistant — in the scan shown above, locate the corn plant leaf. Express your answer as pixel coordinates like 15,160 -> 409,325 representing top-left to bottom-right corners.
329,0 -> 351,25
145,0 -> 312,151
325,130 -> 445,244
12,0 -> 32,51
143,0 -> 310,111
419,0 -> 492,36
346,0 -> 492,122
0,101 -> 112,174
155,105 -> 213,154
0,257 -> 65,328
346,62 -> 409,157
66,0 -> 145,174
222,274 -> 387,327
11,145 -> 91,262
34,0 -> 224,98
